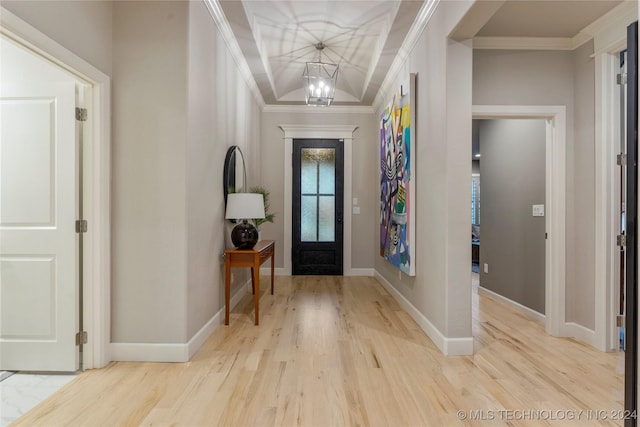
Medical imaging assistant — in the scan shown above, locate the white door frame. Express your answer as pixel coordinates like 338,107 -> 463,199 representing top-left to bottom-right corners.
1,8 -> 111,369
279,125 -> 358,276
472,105 -> 566,338
591,11 -> 636,352
595,49 -> 624,353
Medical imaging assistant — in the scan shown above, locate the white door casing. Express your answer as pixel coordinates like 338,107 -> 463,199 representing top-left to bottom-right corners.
473,105 -> 567,340
1,80 -> 79,371
279,125 -> 358,276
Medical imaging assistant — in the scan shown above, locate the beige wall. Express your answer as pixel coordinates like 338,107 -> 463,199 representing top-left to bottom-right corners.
186,0 -> 262,338
473,41 -> 596,330
374,0 -> 474,343
260,110 -> 378,270
112,1 -> 263,344
571,40 -> 596,329
3,1 -> 113,75
112,1 -> 189,343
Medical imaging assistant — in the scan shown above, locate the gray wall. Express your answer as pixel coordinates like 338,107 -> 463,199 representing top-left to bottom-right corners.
111,1 -> 263,344
373,0 -> 474,342
570,40 -> 596,328
473,42 -> 596,329
112,1 -> 189,343
479,120 -> 546,313
3,1 -> 113,76
186,0 -> 262,338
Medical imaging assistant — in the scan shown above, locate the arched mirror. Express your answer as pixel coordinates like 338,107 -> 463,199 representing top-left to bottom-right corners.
223,145 -> 246,204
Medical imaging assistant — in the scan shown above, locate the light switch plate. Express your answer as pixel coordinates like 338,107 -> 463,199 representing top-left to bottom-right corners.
532,204 -> 545,217
353,197 -> 359,206
353,206 -> 361,215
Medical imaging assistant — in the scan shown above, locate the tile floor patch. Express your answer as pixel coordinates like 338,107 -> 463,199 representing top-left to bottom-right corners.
1,373 -> 76,427
0,372 -> 15,382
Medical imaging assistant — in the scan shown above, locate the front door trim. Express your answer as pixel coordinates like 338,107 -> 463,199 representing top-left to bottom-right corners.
279,125 -> 357,275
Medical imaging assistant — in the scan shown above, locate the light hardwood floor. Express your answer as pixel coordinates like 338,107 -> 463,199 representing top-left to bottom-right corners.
13,275 -> 623,426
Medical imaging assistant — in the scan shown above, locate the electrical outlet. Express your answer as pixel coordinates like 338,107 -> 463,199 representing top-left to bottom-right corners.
483,263 -> 489,274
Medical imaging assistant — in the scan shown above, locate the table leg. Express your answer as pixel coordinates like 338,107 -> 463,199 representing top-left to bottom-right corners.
253,258 -> 260,325
270,247 -> 275,295
225,256 -> 231,325
250,267 -> 255,294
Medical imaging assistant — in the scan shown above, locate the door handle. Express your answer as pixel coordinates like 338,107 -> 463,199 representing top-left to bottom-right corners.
337,216 -> 343,223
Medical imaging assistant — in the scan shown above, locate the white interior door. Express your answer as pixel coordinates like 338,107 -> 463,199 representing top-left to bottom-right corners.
0,79 -> 79,372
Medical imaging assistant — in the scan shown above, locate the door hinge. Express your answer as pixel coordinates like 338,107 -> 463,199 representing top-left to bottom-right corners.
617,234 -> 626,247
75,219 -> 88,233
617,314 -> 625,328
617,73 -> 628,85
617,153 -> 627,166
75,331 -> 88,345
75,107 -> 88,122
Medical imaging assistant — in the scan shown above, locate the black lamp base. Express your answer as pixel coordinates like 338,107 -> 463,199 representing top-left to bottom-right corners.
231,220 -> 259,249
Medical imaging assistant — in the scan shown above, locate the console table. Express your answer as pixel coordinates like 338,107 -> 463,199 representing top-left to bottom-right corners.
224,240 -> 275,326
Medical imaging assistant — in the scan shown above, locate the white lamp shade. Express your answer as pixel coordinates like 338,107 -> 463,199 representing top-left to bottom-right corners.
225,193 -> 265,220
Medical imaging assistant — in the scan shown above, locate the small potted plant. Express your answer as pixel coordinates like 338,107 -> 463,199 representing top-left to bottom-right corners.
249,186 -> 275,238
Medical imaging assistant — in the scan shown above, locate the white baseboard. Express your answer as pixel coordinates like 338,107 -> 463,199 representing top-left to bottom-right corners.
478,286 -> 545,323
346,268 -> 375,276
110,280 -> 251,363
258,267 -> 374,276
260,267 -> 287,276
373,271 -> 473,355
109,342 -> 190,363
564,322 -> 597,347
477,287 -> 599,348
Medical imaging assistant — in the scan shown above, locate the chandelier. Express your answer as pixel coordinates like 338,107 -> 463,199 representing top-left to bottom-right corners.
303,42 -> 338,106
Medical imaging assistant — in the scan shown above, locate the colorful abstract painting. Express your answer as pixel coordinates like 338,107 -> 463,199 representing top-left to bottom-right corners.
380,74 -> 415,276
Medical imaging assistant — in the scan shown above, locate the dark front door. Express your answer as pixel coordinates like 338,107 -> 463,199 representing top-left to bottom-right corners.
292,139 -> 344,275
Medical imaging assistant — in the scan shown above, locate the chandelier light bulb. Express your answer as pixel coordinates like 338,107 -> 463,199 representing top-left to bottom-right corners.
319,80 -> 325,88
309,84 -> 315,91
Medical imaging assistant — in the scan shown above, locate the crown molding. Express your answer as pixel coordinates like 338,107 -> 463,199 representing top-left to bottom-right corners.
373,0 -> 440,113
472,36 -> 577,51
262,104 -> 374,115
203,0 -> 265,108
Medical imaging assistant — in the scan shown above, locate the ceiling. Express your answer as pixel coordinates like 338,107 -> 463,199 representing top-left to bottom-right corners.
219,0 -> 624,107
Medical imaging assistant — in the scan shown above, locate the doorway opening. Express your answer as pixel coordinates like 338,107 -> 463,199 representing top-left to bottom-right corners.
471,118 -> 546,322
471,121 -> 481,275
279,125 -> 357,276
472,105 -> 566,338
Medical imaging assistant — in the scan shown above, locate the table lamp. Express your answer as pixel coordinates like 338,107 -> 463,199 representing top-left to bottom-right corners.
225,193 -> 265,249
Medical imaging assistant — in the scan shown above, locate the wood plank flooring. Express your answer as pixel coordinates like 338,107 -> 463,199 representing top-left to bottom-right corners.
13,275 -> 623,426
